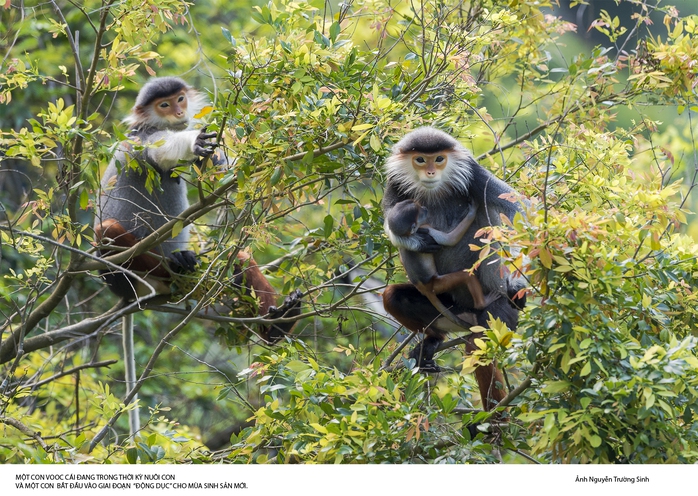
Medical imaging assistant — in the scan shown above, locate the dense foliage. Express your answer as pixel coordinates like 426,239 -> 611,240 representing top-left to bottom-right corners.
1,0 -> 697,464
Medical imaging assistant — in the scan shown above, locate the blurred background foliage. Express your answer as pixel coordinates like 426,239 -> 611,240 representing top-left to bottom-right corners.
1,0 -> 698,464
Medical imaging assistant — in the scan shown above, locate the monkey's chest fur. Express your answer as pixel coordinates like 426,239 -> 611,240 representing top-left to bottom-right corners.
96,160 -> 190,258
419,195 -> 506,303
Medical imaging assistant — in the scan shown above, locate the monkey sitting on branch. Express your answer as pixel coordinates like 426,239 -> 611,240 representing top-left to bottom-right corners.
94,76 -> 301,333
382,126 -> 526,410
94,76 -> 215,299
93,77 -> 302,436
386,198 -> 493,329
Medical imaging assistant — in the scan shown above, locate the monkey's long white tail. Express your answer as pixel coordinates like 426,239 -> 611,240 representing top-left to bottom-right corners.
122,313 -> 141,437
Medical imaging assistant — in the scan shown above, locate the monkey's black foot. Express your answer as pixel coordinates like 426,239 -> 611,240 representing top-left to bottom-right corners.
193,128 -> 218,157
169,250 -> 198,273
466,422 -> 489,439
408,335 -> 443,373
268,289 -> 303,318
265,290 -> 303,343
417,359 -> 441,373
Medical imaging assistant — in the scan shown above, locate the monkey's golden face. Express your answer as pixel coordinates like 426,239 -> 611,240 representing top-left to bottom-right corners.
408,152 -> 449,189
152,90 -> 189,125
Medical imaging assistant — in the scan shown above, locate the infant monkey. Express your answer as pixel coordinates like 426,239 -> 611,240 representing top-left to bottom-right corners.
387,199 -> 486,328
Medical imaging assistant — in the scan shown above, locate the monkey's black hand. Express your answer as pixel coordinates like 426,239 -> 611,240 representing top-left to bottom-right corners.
193,128 -> 218,157
169,250 -> 198,273
414,228 -> 442,253
266,290 -> 303,343
508,291 -> 527,310
507,283 -> 527,310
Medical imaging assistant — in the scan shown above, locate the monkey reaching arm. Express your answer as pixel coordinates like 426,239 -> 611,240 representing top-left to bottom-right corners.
387,199 -> 487,330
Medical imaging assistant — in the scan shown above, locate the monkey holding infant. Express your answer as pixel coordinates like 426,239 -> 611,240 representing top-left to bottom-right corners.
382,126 -> 526,410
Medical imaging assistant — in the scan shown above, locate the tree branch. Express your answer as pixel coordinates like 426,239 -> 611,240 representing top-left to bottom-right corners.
0,416 -> 51,453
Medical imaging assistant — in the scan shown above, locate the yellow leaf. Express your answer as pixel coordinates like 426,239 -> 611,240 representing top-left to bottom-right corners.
310,423 -> 328,434
172,220 -> 184,238
194,106 -> 213,119
351,123 -> 374,131
580,361 -> 591,377
352,129 -> 370,146
369,133 -> 382,152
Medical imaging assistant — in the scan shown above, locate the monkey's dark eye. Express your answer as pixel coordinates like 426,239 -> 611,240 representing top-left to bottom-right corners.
415,156 -> 426,164
435,156 -> 445,163
159,102 -> 170,108
178,95 -> 185,103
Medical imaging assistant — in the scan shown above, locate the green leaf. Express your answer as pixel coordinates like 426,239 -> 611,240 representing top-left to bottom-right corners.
543,381 -> 571,394
580,361 -> 592,377
544,413 -> 555,432
323,215 -> 334,239
589,435 -> 602,448
539,248 -> 552,269
126,447 -> 138,464
370,133 -> 382,152
286,360 -> 310,372
221,27 -> 235,46
79,188 -> 89,210
270,166 -> 283,186
329,21 -> 341,43
518,412 -> 546,422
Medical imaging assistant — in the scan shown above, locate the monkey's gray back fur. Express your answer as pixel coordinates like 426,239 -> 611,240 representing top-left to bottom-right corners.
383,127 -> 524,309
95,144 -> 190,258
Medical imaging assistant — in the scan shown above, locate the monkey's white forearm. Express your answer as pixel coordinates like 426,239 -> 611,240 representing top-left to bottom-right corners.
145,129 -> 200,170
425,228 -> 456,246
426,204 -> 477,247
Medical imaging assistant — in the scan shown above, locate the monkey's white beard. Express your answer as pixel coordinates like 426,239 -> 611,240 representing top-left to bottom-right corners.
385,154 -> 474,204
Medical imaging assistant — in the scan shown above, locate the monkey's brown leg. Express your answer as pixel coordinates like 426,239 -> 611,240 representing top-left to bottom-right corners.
463,338 -> 506,410
383,283 -> 448,372
429,271 -> 487,309
95,219 -> 169,277
233,251 -> 301,343
418,283 -> 480,330
383,283 -> 505,410
95,219 -> 174,299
